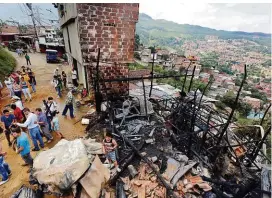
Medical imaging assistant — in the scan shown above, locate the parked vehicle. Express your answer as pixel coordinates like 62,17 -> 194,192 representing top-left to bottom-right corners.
46,49 -> 60,63
8,41 -> 27,52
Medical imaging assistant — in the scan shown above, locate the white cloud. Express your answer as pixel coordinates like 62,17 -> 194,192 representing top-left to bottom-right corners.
139,3 -> 272,33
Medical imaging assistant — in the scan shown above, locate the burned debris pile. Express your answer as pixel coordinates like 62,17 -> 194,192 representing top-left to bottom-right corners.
81,84 -> 270,198
13,63 -> 270,198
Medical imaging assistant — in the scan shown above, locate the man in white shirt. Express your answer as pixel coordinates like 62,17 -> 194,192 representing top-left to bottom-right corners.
43,96 -> 58,131
71,68 -> 78,87
16,108 -> 44,151
4,77 -> 14,97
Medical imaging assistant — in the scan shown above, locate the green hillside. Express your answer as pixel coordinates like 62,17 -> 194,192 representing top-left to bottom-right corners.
136,13 -> 271,51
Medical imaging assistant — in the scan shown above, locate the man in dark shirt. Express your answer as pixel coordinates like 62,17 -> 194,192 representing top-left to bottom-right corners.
0,110 -> 15,146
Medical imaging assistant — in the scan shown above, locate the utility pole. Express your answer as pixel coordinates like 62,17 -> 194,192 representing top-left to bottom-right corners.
26,3 -> 38,39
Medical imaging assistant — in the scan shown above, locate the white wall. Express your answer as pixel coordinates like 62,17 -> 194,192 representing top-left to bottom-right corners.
62,17 -> 86,87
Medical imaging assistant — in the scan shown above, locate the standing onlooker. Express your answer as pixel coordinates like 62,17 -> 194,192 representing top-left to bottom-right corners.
0,141 -> 11,185
102,131 -> 120,172
62,71 -> 67,89
54,68 -> 59,76
71,68 -> 78,87
53,75 -> 61,98
51,111 -> 63,138
11,126 -> 33,173
43,97 -> 58,131
62,90 -> 75,118
10,104 -> 24,123
13,81 -> 22,100
16,48 -> 20,56
25,53 -> 31,65
4,77 -> 14,97
36,108 -> 53,143
28,71 -> 36,93
16,108 -> 44,151
0,110 -> 15,146
20,77 -> 32,101
12,96 -> 24,111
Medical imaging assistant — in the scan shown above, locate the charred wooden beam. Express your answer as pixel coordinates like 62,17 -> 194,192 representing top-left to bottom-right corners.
181,61 -> 192,93
216,64 -> 247,146
251,126 -> 271,162
187,65 -> 196,92
260,103 -> 271,126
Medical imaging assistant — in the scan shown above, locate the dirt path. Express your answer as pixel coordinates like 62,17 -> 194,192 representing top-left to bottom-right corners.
0,51 -> 87,197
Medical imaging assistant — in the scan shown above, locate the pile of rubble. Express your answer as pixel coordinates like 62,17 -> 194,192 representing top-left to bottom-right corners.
12,84 -> 271,198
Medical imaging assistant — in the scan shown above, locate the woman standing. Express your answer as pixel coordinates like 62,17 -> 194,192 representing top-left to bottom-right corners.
62,71 -> 67,89
71,68 -> 78,87
28,71 -> 36,93
20,77 -> 32,101
13,81 -> 22,100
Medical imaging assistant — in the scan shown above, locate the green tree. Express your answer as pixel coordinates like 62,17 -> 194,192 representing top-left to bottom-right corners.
235,78 -> 242,86
161,54 -> 170,61
134,52 -> 141,60
148,46 -> 156,54
135,34 -> 141,50
250,87 -> 268,102
221,91 -> 253,117
238,102 -> 252,117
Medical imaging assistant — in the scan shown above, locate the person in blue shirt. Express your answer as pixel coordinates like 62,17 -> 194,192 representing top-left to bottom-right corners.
0,109 -> 16,146
0,141 -> 11,186
11,125 -> 33,173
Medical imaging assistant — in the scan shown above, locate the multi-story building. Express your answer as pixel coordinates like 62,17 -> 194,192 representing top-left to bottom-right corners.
56,3 -> 139,93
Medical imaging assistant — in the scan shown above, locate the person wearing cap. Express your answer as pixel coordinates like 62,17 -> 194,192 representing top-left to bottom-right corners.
16,108 -> 44,151
62,90 -> 75,118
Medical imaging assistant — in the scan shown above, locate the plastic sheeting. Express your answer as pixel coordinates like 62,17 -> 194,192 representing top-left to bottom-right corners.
33,139 -> 90,190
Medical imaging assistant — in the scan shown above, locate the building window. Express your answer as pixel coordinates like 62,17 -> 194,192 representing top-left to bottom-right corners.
66,26 -> 71,53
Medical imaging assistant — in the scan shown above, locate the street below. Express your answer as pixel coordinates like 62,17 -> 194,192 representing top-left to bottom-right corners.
0,51 -> 86,198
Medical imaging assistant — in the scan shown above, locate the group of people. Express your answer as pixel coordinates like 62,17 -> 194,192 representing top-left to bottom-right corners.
0,96 -> 65,185
3,66 -> 36,102
16,48 -> 31,65
52,68 -> 67,98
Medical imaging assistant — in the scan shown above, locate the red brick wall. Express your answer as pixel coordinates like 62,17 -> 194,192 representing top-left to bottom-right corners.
77,3 -> 139,95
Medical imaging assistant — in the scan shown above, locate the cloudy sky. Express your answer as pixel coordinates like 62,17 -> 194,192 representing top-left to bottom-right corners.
0,3 -> 271,33
139,3 -> 271,33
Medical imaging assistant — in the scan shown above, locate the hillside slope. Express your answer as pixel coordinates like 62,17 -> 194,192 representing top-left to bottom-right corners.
136,13 -> 271,51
